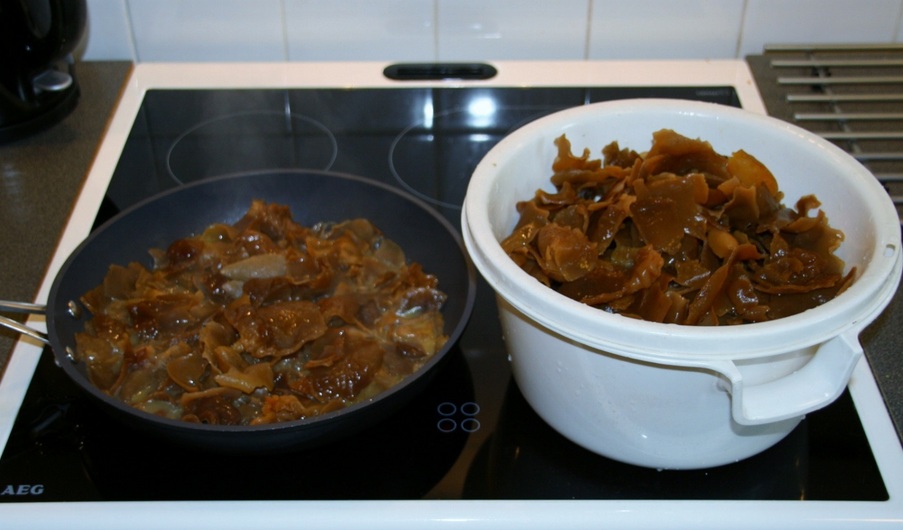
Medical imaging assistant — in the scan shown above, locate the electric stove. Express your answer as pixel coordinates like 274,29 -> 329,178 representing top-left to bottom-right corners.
0,61 -> 901,529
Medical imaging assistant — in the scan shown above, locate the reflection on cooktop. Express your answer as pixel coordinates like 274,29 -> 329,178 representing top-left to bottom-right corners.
104,86 -> 741,228
389,105 -> 564,209
166,111 -> 338,184
463,380 -> 886,501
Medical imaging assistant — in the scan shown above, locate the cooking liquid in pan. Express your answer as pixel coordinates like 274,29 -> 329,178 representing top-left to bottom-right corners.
0,85 -> 889,502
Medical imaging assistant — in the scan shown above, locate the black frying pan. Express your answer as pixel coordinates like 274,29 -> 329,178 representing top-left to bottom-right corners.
14,170 -> 476,453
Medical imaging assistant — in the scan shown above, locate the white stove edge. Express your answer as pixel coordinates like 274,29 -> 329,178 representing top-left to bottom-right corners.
0,60 -> 900,528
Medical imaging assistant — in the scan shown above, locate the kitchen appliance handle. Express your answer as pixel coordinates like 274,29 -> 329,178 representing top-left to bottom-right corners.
714,332 -> 861,426
0,300 -> 49,344
383,63 -> 497,81
0,300 -> 46,314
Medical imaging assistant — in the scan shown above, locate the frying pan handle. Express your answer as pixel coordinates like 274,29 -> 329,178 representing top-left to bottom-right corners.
713,332 -> 861,426
0,300 -> 49,344
0,301 -> 46,314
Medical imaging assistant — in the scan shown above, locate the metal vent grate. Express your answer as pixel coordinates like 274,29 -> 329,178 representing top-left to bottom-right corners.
747,44 -> 903,222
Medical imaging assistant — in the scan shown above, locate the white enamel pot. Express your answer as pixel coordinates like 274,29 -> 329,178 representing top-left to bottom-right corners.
462,99 -> 902,469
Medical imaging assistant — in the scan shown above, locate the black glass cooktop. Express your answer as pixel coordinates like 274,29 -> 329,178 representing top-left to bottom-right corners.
0,84 -> 888,502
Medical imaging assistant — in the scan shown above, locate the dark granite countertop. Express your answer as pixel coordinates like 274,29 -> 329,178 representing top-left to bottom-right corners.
0,59 -> 899,447
0,61 -> 132,377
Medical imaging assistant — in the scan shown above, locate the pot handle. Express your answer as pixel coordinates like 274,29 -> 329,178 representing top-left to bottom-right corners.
714,332 -> 862,426
0,301 -> 50,345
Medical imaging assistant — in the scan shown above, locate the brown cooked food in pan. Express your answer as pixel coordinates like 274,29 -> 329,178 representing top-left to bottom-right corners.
74,200 -> 448,425
501,129 -> 854,325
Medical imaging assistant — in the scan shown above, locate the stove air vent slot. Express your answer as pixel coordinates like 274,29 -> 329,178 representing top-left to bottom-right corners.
750,44 -> 903,222
383,63 -> 498,81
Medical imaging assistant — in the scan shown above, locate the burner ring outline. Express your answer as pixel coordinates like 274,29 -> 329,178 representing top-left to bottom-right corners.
166,110 -> 338,185
388,105 -> 566,210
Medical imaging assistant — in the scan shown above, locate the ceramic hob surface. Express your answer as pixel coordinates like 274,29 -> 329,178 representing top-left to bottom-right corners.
0,62 -> 900,529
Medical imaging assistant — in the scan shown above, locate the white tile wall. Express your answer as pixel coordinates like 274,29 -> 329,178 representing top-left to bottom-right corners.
284,0 -> 434,62
738,0 -> 903,57
81,0 -> 903,63
127,0 -> 285,61
589,0 -> 745,60
79,0 -> 133,60
436,0 -> 589,61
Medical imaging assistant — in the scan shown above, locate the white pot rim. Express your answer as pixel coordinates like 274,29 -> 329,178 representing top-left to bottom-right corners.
462,98 -> 902,364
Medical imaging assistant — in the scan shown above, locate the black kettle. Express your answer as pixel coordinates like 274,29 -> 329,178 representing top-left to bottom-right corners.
0,0 -> 87,143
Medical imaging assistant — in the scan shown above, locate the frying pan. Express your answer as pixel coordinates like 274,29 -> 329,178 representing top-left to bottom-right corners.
1,170 -> 476,453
